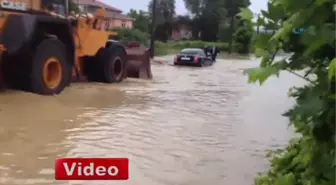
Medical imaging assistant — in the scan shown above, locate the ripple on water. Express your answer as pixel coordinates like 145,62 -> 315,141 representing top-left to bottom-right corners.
0,58 -> 303,185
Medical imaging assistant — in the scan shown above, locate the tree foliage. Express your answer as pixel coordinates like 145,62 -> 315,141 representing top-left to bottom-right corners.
148,0 -> 176,25
68,0 -> 79,13
233,18 -> 254,54
183,0 -> 226,41
127,9 -> 149,33
239,0 -> 335,184
148,0 -> 176,42
182,0 -> 250,41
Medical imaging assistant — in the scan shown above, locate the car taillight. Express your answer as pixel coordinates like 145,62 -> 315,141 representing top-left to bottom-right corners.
194,56 -> 199,62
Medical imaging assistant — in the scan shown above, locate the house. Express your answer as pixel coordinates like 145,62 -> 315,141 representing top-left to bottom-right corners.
76,0 -> 134,29
171,24 -> 192,40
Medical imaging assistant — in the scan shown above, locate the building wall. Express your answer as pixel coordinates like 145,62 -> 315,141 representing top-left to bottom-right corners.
172,30 -> 181,40
171,26 -> 192,41
111,19 -> 133,28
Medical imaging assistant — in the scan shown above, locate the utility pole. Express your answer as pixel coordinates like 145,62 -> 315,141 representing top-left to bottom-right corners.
149,0 -> 157,58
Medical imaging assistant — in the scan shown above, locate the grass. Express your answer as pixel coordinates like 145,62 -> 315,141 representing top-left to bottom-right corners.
155,48 -> 179,56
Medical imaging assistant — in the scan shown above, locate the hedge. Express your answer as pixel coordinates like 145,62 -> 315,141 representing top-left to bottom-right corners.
110,28 -> 149,46
108,28 -> 237,55
154,40 -> 236,56
165,41 -> 232,52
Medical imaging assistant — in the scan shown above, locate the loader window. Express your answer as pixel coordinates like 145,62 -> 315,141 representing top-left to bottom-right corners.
42,0 -> 66,15
53,4 -> 66,15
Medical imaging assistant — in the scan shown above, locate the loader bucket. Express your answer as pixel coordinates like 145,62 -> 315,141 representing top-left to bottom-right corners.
124,41 -> 153,79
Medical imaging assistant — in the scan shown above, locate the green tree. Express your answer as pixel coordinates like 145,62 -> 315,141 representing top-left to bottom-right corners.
183,0 -> 226,41
217,20 -> 231,42
148,0 -> 176,42
238,0 -> 335,184
148,0 -> 176,26
127,9 -> 149,33
225,0 -> 250,53
233,19 -> 253,54
183,0 -> 250,41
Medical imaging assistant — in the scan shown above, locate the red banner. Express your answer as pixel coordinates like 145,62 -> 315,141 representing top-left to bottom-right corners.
55,158 -> 129,180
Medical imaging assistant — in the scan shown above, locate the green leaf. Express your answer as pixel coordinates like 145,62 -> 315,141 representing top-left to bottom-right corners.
331,157 -> 336,168
270,23 -> 292,41
260,10 -> 269,18
303,24 -> 335,57
328,94 -> 336,100
244,66 -> 281,85
293,96 -> 324,125
274,173 -> 296,185
328,58 -> 336,81
254,34 -> 272,49
302,152 -> 312,166
315,0 -> 329,6
255,48 -> 264,57
256,16 -> 265,25
237,8 -> 254,20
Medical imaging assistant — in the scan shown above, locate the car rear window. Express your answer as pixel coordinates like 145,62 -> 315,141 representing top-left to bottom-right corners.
180,50 -> 199,55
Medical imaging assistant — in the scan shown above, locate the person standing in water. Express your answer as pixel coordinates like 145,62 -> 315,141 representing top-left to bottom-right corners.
203,46 -> 209,56
211,46 -> 220,62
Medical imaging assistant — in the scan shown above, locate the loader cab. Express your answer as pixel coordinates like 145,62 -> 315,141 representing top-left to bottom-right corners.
41,0 -> 68,16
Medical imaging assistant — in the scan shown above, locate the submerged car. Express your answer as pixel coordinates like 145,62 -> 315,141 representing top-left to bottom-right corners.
173,48 -> 214,67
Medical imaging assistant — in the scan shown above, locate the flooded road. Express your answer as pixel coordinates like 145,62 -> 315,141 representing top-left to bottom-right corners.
0,56 -> 305,185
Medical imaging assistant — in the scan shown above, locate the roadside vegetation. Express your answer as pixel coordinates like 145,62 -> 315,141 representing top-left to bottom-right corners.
119,0 -> 257,56
240,0 -> 335,184
154,41 -> 234,56
110,28 -> 244,57
70,0 -> 257,57
111,28 -> 253,57
110,28 -> 149,45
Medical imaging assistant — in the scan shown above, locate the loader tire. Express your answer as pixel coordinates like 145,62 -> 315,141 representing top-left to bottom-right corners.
98,47 -> 126,83
30,39 -> 70,95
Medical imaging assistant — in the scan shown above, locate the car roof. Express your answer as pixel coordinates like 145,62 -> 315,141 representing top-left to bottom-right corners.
181,48 -> 204,52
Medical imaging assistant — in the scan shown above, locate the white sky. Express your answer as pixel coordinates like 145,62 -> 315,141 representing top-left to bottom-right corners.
100,0 -> 268,14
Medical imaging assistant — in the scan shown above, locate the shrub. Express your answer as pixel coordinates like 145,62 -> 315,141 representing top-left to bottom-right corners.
153,40 -> 243,56
153,40 -> 242,56
166,40 -> 231,52
239,0 -> 335,184
111,28 -> 149,46
154,41 -> 176,56
154,41 -> 169,56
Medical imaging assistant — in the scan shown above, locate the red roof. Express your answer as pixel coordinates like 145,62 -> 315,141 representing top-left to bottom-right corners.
77,0 -> 122,13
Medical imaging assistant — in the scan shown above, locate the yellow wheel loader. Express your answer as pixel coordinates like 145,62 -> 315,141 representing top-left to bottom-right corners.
0,0 -> 152,95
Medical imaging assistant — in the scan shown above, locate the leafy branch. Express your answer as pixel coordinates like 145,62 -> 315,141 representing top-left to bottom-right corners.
239,0 -> 335,184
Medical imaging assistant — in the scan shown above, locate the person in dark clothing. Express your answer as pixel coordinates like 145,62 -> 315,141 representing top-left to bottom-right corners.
210,46 -> 220,62
203,46 -> 212,57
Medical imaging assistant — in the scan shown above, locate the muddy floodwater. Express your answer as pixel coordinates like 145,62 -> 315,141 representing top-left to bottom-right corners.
0,56 -> 305,185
